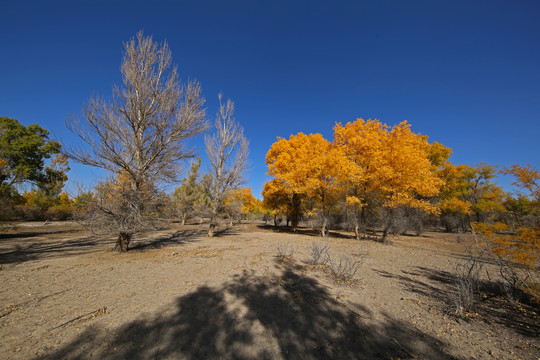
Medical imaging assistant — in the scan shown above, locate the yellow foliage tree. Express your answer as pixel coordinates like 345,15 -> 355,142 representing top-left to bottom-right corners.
333,118 -> 443,239
436,163 -> 506,233
474,163 -> 540,302
225,187 -> 258,224
265,132 -> 348,234
474,222 -> 540,302
501,164 -> 539,202
261,179 -> 294,226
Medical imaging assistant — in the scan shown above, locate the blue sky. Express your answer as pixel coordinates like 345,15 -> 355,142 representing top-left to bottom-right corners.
1,0 -> 539,197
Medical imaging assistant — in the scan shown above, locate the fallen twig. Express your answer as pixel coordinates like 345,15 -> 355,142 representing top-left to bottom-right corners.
48,306 -> 107,331
0,304 -> 21,318
392,337 -> 417,359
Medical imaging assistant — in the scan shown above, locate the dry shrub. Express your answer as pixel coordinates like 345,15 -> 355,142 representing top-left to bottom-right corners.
276,242 -> 296,261
13,205 -> 43,220
329,254 -> 363,283
46,205 -> 72,220
305,241 -> 330,265
452,256 -> 483,318
473,222 -> 540,303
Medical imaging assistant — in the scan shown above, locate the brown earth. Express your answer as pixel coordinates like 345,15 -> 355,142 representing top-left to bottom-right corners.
0,221 -> 538,359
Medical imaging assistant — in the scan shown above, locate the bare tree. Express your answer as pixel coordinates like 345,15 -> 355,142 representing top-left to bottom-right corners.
66,31 -> 206,251
205,95 -> 249,237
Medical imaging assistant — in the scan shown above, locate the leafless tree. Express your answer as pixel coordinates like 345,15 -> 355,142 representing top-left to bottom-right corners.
205,95 -> 249,237
66,31 -> 206,251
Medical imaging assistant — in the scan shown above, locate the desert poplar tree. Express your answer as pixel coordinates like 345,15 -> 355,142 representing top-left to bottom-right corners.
205,94 -> 249,237
66,31 -> 206,251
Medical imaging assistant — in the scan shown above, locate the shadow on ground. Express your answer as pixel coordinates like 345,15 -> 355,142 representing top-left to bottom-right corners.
0,235 -> 112,265
374,266 -> 539,339
257,224 -> 356,240
0,228 -> 204,265
130,229 -> 205,250
43,262 -> 461,360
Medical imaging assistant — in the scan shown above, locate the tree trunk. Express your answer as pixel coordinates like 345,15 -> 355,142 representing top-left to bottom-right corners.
381,207 -> 395,241
381,226 -> 389,242
321,217 -> 328,237
360,206 -> 368,237
290,193 -> 301,232
114,232 -> 131,252
208,222 -> 216,237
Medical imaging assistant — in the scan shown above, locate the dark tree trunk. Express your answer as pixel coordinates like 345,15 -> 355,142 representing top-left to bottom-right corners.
381,208 -> 393,242
114,232 -> 131,252
208,222 -> 216,237
290,193 -> 301,232
381,226 -> 389,242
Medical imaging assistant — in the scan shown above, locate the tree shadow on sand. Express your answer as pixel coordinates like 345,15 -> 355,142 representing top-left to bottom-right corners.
130,229 -> 205,250
44,262 -> 462,360
0,229 -> 203,265
257,224 -> 356,240
374,266 -> 539,339
0,235 -> 112,265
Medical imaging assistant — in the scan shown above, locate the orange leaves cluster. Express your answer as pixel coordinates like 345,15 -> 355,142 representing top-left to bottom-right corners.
473,164 -> 540,302
474,222 -> 540,301
437,162 -> 505,219
333,119 -> 443,212
226,187 -> 258,215
264,118 -> 445,219
502,164 -> 540,201
266,133 -> 347,198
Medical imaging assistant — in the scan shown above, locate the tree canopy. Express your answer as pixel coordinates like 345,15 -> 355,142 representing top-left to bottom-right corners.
0,116 -> 61,189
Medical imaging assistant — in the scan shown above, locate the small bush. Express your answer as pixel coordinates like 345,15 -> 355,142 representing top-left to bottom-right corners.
13,205 -> 43,220
452,257 -> 483,318
305,241 -> 330,265
46,205 -> 73,220
276,242 -> 296,259
329,254 -> 363,283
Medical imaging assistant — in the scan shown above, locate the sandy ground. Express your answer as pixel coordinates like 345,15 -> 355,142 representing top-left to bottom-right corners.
0,221 -> 538,360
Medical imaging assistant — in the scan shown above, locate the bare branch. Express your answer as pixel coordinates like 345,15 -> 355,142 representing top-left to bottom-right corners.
205,94 -> 249,237
64,31 -> 207,250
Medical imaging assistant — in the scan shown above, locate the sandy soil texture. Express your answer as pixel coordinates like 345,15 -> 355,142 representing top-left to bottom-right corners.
0,221 -> 538,359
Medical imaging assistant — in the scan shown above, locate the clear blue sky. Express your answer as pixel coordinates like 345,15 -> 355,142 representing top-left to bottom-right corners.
1,0 -> 539,197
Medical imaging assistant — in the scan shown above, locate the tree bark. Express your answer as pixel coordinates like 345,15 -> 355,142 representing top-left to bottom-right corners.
381,226 -> 389,242
290,193 -> 301,232
321,217 -> 328,237
114,232 -> 131,252
354,223 -> 360,240
208,223 -> 216,237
